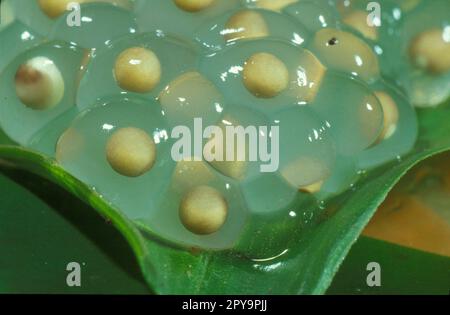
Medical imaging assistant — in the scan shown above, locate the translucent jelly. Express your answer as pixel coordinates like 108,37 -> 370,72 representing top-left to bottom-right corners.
0,21 -> 42,73
48,2 -> 137,49
77,33 -> 199,111
134,0 -> 241,40
0,41 -> 85,145
56,96 -> 174,219
195,8 -> 309,51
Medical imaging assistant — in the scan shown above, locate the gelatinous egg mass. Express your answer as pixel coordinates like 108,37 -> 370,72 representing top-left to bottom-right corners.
14,56 -> 64,110
0,1 -> 424,253
310,28 -> 380,82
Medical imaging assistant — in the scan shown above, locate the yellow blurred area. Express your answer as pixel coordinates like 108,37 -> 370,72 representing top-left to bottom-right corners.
363,153 -> 450,257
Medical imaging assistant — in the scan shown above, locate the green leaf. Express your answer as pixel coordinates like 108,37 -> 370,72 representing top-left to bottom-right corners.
328,236 -> 450,295
0,168 -> 150,294
0,101 -> 449,294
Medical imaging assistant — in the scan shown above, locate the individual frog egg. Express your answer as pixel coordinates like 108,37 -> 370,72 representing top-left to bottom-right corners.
77,33 -> 198,111
174,0 -> 215,12
356,81 -> 418,170
202,105 -> 272,181
38,0 -> 133,18
179,185 -> 228,235
310,28 -> 380,82
133,0 -> 241,41
387,0 -> 450,107
243,52 -> 289,98
0,21 -> 42,73
138,156 -> 248,250
158,71 -> 225,129
272,106 -> 336,190
114,47 -> 161,93
311,72 -> 384,155
15,56 -> 65,110
199,39 -> 320,116
341,10 -> 378,41
106,127 -> 157,177
283,0 -> 338,33
0,41 -> 86,145
48,2 -> 137,50
409,28 -> 450,75
56,96 -> 174,220
195,8 -> 309,51
290,49 -> 327,104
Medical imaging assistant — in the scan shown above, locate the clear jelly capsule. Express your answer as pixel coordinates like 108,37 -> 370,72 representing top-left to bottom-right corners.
271,106 -> 336,190
392,0 -> 450,107
48,2 -> 137,49
77,33 -> 198,111
356,81 -> 418,169
133,0 -> 241,40
309,28 -> 380,83
315,155 -> 359,200
283,0 -> 338,33
138,157 -> 248,250
56,96 -> 174,220
0,21 -> 42,72
0,41 -> 85,145
2,0 -> 55,36
158,71 -> 225,129
311,72 -> 384,155
199,39 -> 327,117
195,8 -> 309,51
203,105 -> 273,181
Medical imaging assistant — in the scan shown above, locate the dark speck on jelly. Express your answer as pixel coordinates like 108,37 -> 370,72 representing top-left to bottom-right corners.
327,37 -> 338,46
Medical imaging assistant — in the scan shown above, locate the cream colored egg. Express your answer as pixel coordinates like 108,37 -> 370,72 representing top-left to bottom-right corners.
253,0 -> 298,12
105,127 -> 156,177
374,91 -> 399,141
293,49 -> 327,103
281,157 -> 331,189
343,10 -> 378,41
203,116 -> 249,180
224,10 -> 269,42
56,127 -> 85,163
174,0 -> 215,12
38,0 -> 85,19
179,185 -> 228,235
158,71 -> 222,126
409,28 -> 450,75
172,157 -> 216,192
243,52 -> 289,98
312,28 -> 380,82
38,0 -> 132,18
15,56 -> 65,110
114,47 -> 161,93
299,180 -> 324,194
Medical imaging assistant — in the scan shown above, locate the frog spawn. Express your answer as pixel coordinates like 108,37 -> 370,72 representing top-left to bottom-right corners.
0,1 -> 421,253
332,0 -> 450,107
